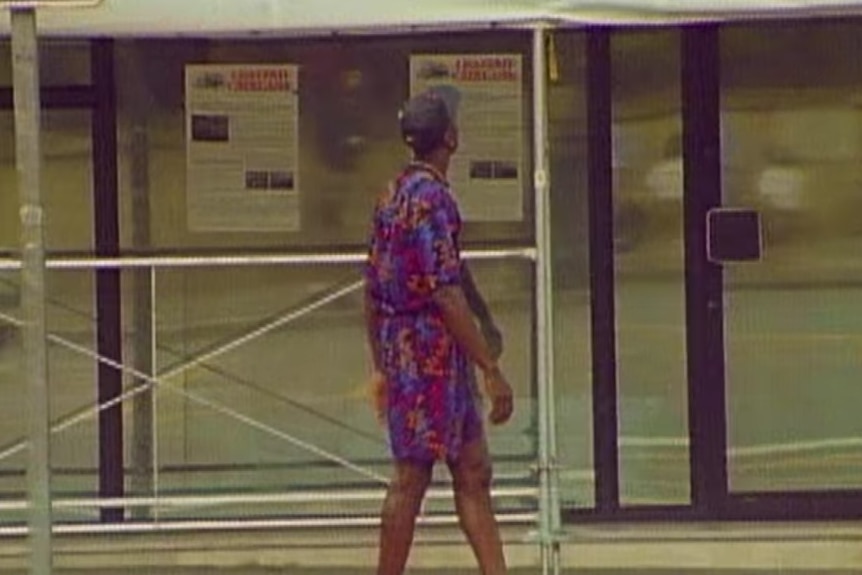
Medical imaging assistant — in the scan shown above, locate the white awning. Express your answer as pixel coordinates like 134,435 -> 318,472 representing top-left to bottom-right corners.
1,0 -> 861,37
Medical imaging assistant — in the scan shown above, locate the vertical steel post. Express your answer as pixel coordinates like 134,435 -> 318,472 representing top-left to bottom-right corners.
681,25 -> 728,512
150,266 -> 160,520
127,47 -> 156,518
586,27 -> 621,514
90,38 -> 125,523
532,25 -> 562,575
11,6 -> 52,575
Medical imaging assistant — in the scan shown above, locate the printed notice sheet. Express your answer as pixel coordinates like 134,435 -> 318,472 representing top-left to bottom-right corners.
410,54 -> 524,222
185,64 -> 300,232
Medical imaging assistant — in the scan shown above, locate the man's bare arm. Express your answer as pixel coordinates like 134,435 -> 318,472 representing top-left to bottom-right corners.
434,284 -> 495,372
433,284 -> 513,425
462,264 -> 491,321
461,264 -> 503,359
363,284 -> 383,372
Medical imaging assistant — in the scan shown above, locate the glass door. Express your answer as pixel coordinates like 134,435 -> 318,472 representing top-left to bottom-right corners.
721,21 -> 862,494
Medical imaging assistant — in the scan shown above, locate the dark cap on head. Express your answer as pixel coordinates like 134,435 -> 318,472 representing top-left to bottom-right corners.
399,86 -> 461,156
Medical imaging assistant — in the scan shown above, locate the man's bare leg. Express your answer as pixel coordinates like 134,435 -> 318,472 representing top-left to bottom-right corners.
377,459 -> 433,575
448,437 -> 507,575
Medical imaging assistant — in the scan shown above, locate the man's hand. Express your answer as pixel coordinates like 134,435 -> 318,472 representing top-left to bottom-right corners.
483,367 -> 514,425
481,321 -> 503,360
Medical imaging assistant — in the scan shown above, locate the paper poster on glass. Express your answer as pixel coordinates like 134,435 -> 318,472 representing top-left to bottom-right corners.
410,54 -> 524,222
185,64 -> 300,232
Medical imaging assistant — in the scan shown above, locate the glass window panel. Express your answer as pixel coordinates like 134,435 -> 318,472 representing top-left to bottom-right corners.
613,30 -> 690,505
0,110 -> 93,252
0,112 -> 13,251
140,260 -> 535,520
0,31 -> 586,535
0,269 -> 23,509
722,21 -> 862,492
0,268 -> 99,506
47,269 -> 98,502
108,31 -> 552,523
0,40 -> 91,87
114,33 -> 535,252
548,31 -> 594,508
1,107 -> 94,505
0,114 -> 22,508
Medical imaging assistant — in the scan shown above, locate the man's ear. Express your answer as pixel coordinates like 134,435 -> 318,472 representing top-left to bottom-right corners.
444,126 -> 459,152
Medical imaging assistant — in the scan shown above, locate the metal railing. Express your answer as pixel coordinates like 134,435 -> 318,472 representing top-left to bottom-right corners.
0,247 -> 540,534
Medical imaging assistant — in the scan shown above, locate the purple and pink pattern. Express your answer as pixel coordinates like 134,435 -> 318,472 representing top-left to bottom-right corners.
365,165 -> 482,463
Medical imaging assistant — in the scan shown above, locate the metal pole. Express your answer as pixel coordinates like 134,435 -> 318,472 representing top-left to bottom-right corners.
532,24 -> 562,575
150,266 -> 160,522
11,6 -> 52,575
129,60 -> 156,519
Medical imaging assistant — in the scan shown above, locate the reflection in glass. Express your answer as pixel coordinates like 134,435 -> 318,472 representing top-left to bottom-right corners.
722,21 -> 862,493
0,111 -> 93,252
141,259 -> 535,520
115,34 -> 535,252
0,40 -> 92,88
0,269 -> 97,504
0,31 -> 589,535
2,104 -> 96,504
0,270 -> 23,511
1,112 -> 16,252
613,30 -> 690,505
547,31 -> 594,508
108,32 -> 548,525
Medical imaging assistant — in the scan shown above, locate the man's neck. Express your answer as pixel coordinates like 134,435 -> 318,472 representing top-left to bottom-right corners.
412,150 -> 450,180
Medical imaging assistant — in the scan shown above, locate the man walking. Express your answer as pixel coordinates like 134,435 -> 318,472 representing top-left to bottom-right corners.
364,87 -> 515,575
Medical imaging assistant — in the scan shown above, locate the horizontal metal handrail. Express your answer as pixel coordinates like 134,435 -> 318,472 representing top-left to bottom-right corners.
0,248 -> 536,468
0,512 -> 540,537
0,486 -> 540,512
0,247 -> 541,520
0,247 -> 537,271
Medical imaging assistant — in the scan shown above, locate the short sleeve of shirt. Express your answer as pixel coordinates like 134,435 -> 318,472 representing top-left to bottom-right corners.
414,183 -> 462,293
